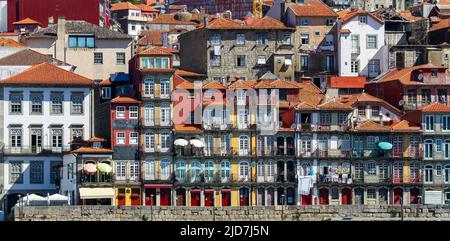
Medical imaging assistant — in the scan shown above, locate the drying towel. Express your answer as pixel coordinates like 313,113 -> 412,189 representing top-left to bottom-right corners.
298,176 -> 312,196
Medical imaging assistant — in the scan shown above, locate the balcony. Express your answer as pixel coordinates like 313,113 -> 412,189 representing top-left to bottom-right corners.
142,146 -> 172,154
393,175 -> 422,184
319,44 -> 335,52
392,149 -> 404,158
2,145 -> 72,154
140,119 -> 171,128
315,125 -> 331,131
203,120 -> 232,131
353,176 -> 391,184
80,172 -> 114,185
317,174 -> 352,184
353,149 -> 388,158
297,123 -> 312,131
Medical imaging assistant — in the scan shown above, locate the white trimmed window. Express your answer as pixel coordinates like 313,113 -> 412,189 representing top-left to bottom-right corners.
129,132 -> 138,145
116,132 -> 126,145
116,106 -> 125,119
129,106 -> 138,119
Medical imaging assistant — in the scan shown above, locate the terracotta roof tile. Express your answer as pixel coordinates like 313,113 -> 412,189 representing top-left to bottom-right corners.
398,11 -> 424,22
391,120 -> 421,132
203,81 -> 226,89
175,80 -> 195,90
338,9 -> 384,24
374,63 -> 448,85
175,69 -> 206,77
354,93 -> 403,116
198,16 -> 292,30
295,101 -> 316,110
137,4 -> 159,12
288,0 -> 338,17
174,124 -> 202,132
0,38 -> 25,47
419,102 -> 450,112
228,80 -> 257,89
1,62 -> 92,86
111,2 -> 140,11
110,96 -> 141,104
328,76 -> 366,88
317,99 -> 352,110
429,18 -> 450,32
339,29 -> 351,33
72,147 -> 113,154
149,13 -> 200,25
0,49 -> 68,66
13,18 -> 42,26
99,79 -> 112,86
138,30 -> 164,47
87,136 -> 107,142
354,120 -> 391,132
139,46 -> 174,56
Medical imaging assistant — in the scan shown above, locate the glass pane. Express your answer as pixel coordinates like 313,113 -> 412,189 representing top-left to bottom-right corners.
86,37 -> 95,48
78,37 -> 86,48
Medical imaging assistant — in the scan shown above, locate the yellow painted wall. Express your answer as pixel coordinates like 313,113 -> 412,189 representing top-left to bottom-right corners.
231,188 -> 239,206
215,191 -> 221,207
115,186 -> 141,206
403,134 -> 410,183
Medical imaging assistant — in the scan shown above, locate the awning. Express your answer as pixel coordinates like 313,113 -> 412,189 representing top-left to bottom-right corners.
174,138 -> 189,147
378,142 -> 393,150
190,139 -> 205,148
144,184 -> 173,189
97,163 -> 112,173
83,163 -> 97,173
48,194 -> 70,201
79,188 -> 114,199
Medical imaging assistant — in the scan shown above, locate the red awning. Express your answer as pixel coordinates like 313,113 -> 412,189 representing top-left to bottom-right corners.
144,184 -> 173,189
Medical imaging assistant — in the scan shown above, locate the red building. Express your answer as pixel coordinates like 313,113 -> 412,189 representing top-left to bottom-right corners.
6,0 -> 111,32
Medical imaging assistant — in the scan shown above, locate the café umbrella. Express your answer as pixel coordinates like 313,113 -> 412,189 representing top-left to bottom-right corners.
190,139 -> 205,148
378,142 -> 393,150
174,138 -> 189,147
83,163 -> 97,173
97,163 -> 112,173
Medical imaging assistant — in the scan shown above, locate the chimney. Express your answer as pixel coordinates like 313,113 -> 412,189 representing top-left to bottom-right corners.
48,16 -> 54,26
203,15 -> 209,28
55,16 -> 66,62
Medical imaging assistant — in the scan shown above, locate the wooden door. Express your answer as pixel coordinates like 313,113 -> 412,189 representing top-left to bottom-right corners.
204,191 -> 214,206
341,188 -> 352,205
160,188 -> 171,206
130,188 -> 141,206
117,188 -> 126,206
394,188 -> 403,205
191,191 -> 201,206
221,191 -> 231,206
319,188 -> 329,205
145,189 -> 156,206
410,188 -> 420,204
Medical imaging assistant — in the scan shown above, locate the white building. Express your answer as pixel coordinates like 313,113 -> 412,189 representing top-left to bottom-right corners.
0,0 -> 7,33
0,62 -> 93,212
337,9 -> 388,78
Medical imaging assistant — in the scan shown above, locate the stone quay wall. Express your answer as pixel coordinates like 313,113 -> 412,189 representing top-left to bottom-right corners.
12,205 -> 450,221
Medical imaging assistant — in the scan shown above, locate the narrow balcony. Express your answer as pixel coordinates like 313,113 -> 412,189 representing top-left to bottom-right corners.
3,145 -> 72,154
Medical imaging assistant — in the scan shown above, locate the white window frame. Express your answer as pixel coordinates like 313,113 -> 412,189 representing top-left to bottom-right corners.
116,106 -> 126,119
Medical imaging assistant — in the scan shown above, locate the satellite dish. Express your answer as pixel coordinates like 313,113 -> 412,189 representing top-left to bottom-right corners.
417,73 -> 424,81
399,100 -> 404,106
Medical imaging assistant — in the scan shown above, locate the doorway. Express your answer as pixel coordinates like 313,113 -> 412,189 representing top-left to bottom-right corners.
393,188 -> 403,205
319,188 -> 329,205
191,190 -> 201,206
341,188 -> 352,205
221,190 -> 231,206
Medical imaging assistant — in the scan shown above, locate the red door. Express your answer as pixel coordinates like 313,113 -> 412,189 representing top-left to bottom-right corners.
394,188 -> 403,205
117,188 -> 126,206
145,189 -> 156,206
319,188 -> 329,205
341,188 -> 352,205
130,189 -> 141,206
160,188 -> 171,206
191,191 -> 201,206
410,188 -> 420,204
221,191 -> 231,206
301,194 -> 312,205
204,191 -> 214,206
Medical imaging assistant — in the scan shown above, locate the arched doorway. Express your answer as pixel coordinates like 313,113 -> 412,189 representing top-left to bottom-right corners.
277,187 -> 285,205
176,188 -> 186,206
286,187 -> 295,205
301,193 -> 312,205
410,188 -> 420,204
355,188 -> 364,205
257,188 -> 265,206
267,188 -> 275,205
239,188 -> 250,206
341,188 -> 352,205
393,188 -> 403,205
319,188 -> 329,205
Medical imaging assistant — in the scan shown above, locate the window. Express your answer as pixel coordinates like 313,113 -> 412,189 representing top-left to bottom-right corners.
393,136 -> 403,154
421,89 -> 432,104
380,163 -> 389,179
160,79 -> 170,97
368,59 -> 380,77
68,35 -> 95,48
175,161 -> 186,180
30,161 -> 44,184
9,162 -> 23,184
341,135 -> 351,150
51,129 -> 63,149
211,54 -> 221,67
331,188 -> 339,200
425,115 -> 434,131
29,93 -> 43,114
257,55 -> 266,65
301,33 -> 309,45
431,69 -> 438,77
300,18 -> 309,26
205,161 -> 215,181
437,139 -> 443,152
239,135 -> 249,155
355,163 -> 364,180
367,162 -> 376,175
320,113 -> 331,125
116,132 -> 126,145
116,162 -> 126,180
239,161 -> 249,180
393,162 -> 403,180
141,57 -> 170,69
410,163 -> 419,180
94,52 -> 103,64
143,79 -> 155,96
367,189 -> 376,199
257,33 -> 266,45
326,18 -> 334,26
116,106 -> 126,119
424,139 -> 433,158
257,161 -> 265,179
236,33 -> 245,45
367,136 -> 376,149
129,106 -> 138,119
367,35 -> 377,49
358,106 -> 366,116
130,162 -> 139,180
71,128 -> 83,141
211,33 -> 221,45
10,93 -> 22,113
145,160 -> 156,180
160,132 -> 171,151
129,132 -> 138,145
325,55 -> 334,71
160,104 -> 171,126
282,33 -> 291,45
372,106 -> 380,116
424,165 -> 433,183
438,89 -> 448,103
144,132 -> 155,151
131,25 -> 136,31
358,16 -> 367,24
445,165 -> 450,183
338,113 -> 348,125
351,35 -> 360,53
102,87 -> 111,100
443,116 -> 450,131
237,108 -> 249,128
351,60 -> 359,73
436,165 -> 442,176
221,161 -> 231,180
315,31 -> 320,36
116,52 -> 126,64
9,128 -> 22,149
160,159 -> 171,180
236,55 -> 246,67
71,94 -> 83,114
144,104 -> 155,126
301,55 -> 309,71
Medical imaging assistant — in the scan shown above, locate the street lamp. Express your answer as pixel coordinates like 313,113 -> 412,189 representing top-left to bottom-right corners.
400,196 -> 404,221
150,194 -> 154,221
281,194 -> 285,221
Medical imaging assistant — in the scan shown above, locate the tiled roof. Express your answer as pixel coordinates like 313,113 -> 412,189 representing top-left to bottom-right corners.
429,18 -> 450,32
328,76 -> 366,88
391,120 -> 421,132
199,16 -> 292,30
228,80 -> 257,89
338,9 -> 384,24
72,147 -> 113,154
13,17 -> 42,26
110,96 -> 141,104
175,80 -> 195,90
0,49 -> 67,66
174,124 -> 202,132
27,20 -> 131,39
111,2 -> 140,11
288,0 -> 338,17
149,13 -> 201,25
175,69 -> 206,77
419,102 -> 450,112
295,101 -> 316,110
254,79 -> 300,89
398,11 -> 424,22
339,29 -> 351,33
0,32 -> 19,36
87,136 -> 107,142
298,81 -> 323,106
354,120 -> 391,132
137,4 -> 159,12
0,38 -> 25,47
203,81 -> 225,89
138,30 -> 164,46
374,63 -> 448,85
317,99 -> 352,110
354,93 -> 403,116
139,46 -> 174,56
99,79 -> 112,86
1,62 -> 93,86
